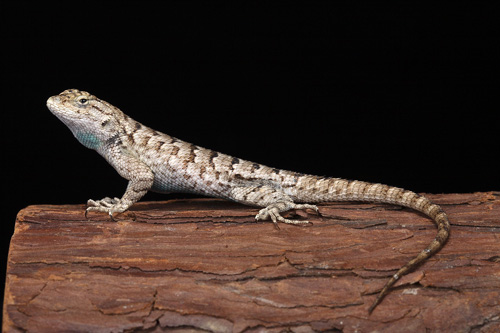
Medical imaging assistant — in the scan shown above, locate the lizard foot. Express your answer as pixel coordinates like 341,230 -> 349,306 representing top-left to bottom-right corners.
255,202 -> 319,227
86,197 -> 128,219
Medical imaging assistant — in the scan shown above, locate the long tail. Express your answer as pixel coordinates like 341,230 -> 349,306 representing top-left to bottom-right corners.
366,186 -> 450,313
291,177 -> 451,313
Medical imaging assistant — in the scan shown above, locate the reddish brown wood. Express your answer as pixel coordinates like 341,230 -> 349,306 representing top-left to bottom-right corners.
3,193 -> 500,332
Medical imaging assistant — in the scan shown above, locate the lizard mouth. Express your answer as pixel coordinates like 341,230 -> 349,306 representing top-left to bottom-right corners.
46,95 -> 62,113
46,95 -> 86,127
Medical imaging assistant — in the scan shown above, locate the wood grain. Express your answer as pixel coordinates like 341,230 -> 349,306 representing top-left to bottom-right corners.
3,193 -> 500,332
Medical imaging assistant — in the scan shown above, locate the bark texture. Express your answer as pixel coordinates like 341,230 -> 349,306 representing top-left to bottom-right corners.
3,192 -> 500,332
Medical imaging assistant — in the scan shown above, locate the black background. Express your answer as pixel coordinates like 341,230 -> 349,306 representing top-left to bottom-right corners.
2,1 -> 498,306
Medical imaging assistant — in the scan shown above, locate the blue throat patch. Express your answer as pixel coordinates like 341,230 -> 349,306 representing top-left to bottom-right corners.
74,132 -> 102,150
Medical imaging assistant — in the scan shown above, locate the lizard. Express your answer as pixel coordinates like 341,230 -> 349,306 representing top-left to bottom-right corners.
46,89 -> 450,313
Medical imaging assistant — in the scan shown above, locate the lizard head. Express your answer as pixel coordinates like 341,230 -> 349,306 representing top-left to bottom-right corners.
47,89 -> 123,150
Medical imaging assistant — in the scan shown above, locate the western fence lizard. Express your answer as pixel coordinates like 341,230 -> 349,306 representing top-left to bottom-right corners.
47,89 -> 450,313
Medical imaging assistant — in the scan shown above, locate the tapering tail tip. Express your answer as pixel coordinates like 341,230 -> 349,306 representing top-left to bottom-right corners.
368,302 -> 378,315
367,275 -> 396,314
368,292 -> 386,314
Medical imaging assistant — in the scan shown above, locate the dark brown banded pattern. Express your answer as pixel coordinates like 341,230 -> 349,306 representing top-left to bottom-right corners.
208,151 -> 219,168
186,146 -> 197,163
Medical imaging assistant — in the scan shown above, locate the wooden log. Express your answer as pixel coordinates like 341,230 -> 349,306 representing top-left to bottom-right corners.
3,192 -> 500,332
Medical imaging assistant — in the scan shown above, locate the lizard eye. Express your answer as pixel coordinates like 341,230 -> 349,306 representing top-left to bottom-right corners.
77,97 -> 89,106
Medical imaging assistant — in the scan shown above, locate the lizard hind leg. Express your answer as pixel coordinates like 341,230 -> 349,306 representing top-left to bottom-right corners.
229,184 -> 319,227
255,201 -> 320,226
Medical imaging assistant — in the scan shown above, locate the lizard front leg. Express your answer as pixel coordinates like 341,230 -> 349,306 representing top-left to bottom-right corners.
86,149 -> 154,218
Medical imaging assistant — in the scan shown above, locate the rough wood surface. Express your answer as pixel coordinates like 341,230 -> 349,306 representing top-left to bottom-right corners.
3,192 -> 500,332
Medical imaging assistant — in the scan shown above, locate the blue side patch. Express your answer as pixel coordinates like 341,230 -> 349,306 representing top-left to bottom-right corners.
151,178 -> 172,193
74,132 -> 102,150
